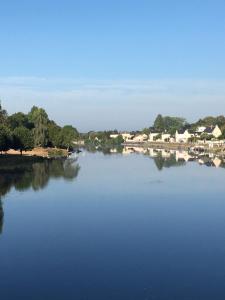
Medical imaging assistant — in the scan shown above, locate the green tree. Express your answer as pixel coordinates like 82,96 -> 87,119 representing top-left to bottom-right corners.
142,128 -> 151,135
0,102 -> 8,125
153,133 -> 162,141
8,112 -> 33,130
61,125 -> 79,149
163,116 -> 186,133
200,133 -> 214,141
13,126 -> 34,154
0,125 -> 11,153
28,107 -> 49,147
154,114 -> 165,131
47,121 -> 63,147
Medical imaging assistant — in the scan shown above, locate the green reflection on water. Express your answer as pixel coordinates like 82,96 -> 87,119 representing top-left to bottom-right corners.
0,156 -> 80,234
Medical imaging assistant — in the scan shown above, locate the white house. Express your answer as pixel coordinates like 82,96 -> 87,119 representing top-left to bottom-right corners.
203,125 -> 222,138
175,129 -> 193,143
130,134 -> 148,143
110,132 -> 134,142
196,126 -> 206,133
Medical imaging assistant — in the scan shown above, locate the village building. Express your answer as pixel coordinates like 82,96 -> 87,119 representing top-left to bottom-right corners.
196,126 -> 207,133
110,132 -> 134,142
175,129 -> 193,143
129,133 -> 148,143
203,125 -> 222,138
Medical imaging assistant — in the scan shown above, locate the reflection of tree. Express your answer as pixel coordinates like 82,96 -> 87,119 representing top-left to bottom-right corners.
153,153 -> 186,171
153,154 -> 164,171
0,198 -> 3,234
0,159 -> 80,195
0,158 -> 80,234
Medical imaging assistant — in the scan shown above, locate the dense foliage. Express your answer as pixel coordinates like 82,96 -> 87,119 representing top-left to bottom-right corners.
152,114 -> 225,136
153,114 -> 187,133
0,103 -> 79,154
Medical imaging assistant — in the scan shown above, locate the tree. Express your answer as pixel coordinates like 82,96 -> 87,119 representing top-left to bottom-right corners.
219,129 -> 225,140
154,114 -> 165,131
61,125 -> 79,149
200,133 -> 213,141
163,116 -> 186,133
47,121 -> 63,148
142,128 -> 151,135
112,135 -> 124,145
28,107 -> 49,147
13,126 -> 34,154
8,112 -> 33,130
153,133 -> 162,141
0,102 -> 8,125
0,125 -> 11,153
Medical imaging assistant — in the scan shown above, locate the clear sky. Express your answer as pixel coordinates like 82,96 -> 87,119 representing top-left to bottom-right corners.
0,0 -> 225,131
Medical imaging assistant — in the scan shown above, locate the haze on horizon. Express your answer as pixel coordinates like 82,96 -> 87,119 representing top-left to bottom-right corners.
0,0 -> 225,132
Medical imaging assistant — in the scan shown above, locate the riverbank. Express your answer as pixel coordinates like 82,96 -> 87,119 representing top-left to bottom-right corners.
5,147 -> 68,158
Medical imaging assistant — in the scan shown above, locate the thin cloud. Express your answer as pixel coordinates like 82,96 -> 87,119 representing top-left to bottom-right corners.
0,77 -> 225,131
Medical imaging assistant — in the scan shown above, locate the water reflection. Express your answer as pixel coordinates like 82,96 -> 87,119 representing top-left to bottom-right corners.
125,147 -> 225,170
0,200 -> 3,234
0,157 -> 80,234
87,145 -> 225,170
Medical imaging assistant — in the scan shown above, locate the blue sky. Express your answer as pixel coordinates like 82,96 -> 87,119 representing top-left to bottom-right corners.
0,0 -> 225,131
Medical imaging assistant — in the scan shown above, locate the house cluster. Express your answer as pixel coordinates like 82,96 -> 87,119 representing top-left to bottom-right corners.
110,125 -> 223,144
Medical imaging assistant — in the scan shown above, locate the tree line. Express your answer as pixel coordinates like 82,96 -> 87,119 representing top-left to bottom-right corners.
0,104 -> 79,154
143,114 -> 225,137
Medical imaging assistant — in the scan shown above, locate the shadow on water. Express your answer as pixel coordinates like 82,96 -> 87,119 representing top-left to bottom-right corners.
0,156 -> 80,234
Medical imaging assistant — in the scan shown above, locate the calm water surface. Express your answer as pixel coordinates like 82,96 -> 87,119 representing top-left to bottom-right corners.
1,151 -> 225,300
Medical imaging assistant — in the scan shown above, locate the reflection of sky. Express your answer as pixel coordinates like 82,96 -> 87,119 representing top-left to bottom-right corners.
1,152 -> 225,299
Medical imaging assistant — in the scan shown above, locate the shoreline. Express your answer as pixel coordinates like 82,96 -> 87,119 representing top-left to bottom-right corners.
123,141 -> 225,155
2,147 -> 69,159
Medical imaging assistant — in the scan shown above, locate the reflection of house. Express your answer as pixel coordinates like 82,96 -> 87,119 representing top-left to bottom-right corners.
207,140 -> 224,148
160,149 -> 171,158
122,147 -> 134,155
175,151 -> 193,162
132,147 -> 147,153
122,146 -> 147,154
148,148 -> 159,157
213,157 -> 222,168
175,129 -> 193,143
110,148 -> 118,153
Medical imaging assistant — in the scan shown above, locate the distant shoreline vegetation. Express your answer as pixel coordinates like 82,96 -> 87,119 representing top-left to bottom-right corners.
1,102 -> 225,157
0,103 -> 79,155
81,114 -> 225,147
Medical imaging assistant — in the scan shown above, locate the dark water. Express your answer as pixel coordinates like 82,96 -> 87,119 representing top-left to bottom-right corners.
1,151 -> 225,300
